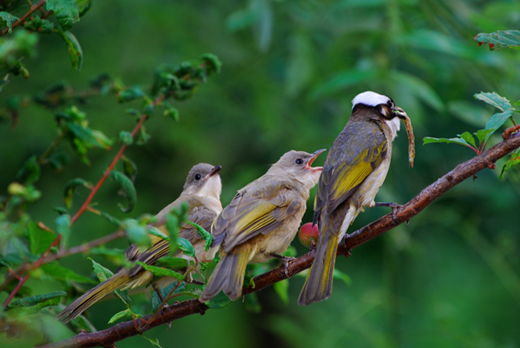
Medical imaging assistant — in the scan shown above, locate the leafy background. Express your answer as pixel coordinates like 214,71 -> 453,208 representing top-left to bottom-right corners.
1,0 -> 520,347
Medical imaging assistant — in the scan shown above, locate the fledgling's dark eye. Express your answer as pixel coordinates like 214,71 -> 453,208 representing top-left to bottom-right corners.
195,174 -> 202,180
295,158 -> 303,165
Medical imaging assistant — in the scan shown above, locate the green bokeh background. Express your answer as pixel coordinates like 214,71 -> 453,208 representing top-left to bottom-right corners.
1,0 -> 520,347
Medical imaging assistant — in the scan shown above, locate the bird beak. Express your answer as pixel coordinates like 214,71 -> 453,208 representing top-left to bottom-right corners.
305,149 -> 326,171
392,106 -> 407,120
203,165 -> 222,181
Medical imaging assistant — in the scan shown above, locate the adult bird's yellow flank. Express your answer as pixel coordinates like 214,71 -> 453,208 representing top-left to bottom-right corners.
199,149 -> 325,302
298,91 -> 408,306
58,163 -> 222,322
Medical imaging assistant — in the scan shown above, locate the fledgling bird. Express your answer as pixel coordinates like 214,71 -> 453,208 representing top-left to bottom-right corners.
199,149 -> 325,302
298,91 -> 408,306
58,163 -> 222,323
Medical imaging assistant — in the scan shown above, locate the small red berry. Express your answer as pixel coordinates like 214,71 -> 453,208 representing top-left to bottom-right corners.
298,222 -> 319,248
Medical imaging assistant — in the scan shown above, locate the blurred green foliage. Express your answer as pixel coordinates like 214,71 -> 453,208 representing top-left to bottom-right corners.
1,0 -> 520,347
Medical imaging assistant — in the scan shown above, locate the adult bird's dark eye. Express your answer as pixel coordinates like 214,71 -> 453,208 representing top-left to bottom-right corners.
195,174 -> 201,180
295,159 -> 303,165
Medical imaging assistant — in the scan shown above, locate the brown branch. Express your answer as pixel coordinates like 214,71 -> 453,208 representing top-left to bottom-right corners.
36,128 -> 520,348
1,0 -> 47,36
70,113 -> 148,225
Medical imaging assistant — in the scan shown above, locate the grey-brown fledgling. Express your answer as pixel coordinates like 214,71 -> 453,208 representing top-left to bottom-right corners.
58,163 -> 222,323
298,91 -> 409,306
199,149 -> 325,302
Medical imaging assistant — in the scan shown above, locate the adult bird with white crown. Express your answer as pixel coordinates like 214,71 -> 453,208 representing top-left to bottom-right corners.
298,91 -> 413,306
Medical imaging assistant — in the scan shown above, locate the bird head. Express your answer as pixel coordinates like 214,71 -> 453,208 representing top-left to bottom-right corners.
183,163 -> 222,199
351,91 -> 407,139
269,149 -> 326,188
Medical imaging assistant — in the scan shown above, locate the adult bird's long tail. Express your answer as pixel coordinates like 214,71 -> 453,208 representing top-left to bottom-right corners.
297,220 -> 340,306
57,272 -> 130,323
199,251 -> 249,302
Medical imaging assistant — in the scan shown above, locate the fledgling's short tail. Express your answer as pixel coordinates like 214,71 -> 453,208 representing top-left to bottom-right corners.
57,272 -> 129,323
199,251 -> 249,302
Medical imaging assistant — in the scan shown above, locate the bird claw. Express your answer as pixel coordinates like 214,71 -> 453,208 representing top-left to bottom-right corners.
374,202 -> 402,223
270,253 -> 296,277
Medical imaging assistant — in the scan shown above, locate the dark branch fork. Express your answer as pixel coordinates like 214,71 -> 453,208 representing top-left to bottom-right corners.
37,128 -> 520,348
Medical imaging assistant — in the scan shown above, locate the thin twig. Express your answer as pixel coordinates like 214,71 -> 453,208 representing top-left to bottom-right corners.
36,128 -> 520,348
1,0 -> 47,36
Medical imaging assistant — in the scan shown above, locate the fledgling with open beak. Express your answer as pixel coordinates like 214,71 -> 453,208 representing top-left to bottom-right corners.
58,163 -> 223,323
199,149 -> 325,302
298,91 -> 409,306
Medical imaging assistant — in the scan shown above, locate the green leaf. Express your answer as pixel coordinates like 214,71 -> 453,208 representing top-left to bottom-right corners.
122,156 -> 138,182
205,291 -> 231,308
100,212 -> 122,227
141,335 -> 162,348
147,226 -> 169,242
89,247 -> 126,265
63,178 -> 92,209
47,0 -> 80,31
499,149 -> 520,179
124,219 -> 151,249
152,282 -> 186,311
110,170 -> 137,213
135,261 -> 184,280
108,308 -> 132,324
474,30 -> 520,50
24,16 -> 54,33
155,256 -> 188,270
201,53 -> 222,74
273,279 -> 289,304
475,92 -> 512,112
177,237 -> 195,257
49,152 -> 70,171
475,129 -> 494,144
16,155 -> 40,185
136,126 -> 151,145
55,213 -> 71,247
186,221 -> 212,252
89,257 -> 113,282
117,86 -> 144,103
119,131 -> 133,145
76,0 -> 92,16
5,291 -> 67,310
7,182 -> 41,201
89,258 -> 132,305
54,29 -> 83,71
165,213 -> 179,255
0,12 -> 18,34
458,132 -> 476,148
163,102 -> 179,121
423,136 -> 473,148
485,110 -> 514,132
39,262 -> 97,284
28,221 -> 56,255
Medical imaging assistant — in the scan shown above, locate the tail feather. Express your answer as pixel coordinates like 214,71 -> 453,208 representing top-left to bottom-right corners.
199,252 -> 249,302
57,272 -> 130,323
298,230 -> 340,306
